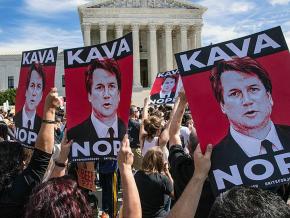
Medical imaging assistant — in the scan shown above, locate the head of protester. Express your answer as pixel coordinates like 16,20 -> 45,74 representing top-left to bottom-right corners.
25,176 -> 92,218
142,146 -> 164,173
0,121 -> 8,141
143,116 -> 163,139
208,186 -> 290,218
210,56 -> 273,140
130,105 -> 140,121
85,58 -> 121,126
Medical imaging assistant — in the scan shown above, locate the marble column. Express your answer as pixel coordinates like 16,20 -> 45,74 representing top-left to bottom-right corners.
82,23 -> 91,46
99,23 -> 107,43
131,24 -> 142,88
164,23 -> 173,71
190,25 -> 197,49
149,24 -> 158,86
196,25 -> 202,48
180,24 -> 188,52
115,23 -> 123,39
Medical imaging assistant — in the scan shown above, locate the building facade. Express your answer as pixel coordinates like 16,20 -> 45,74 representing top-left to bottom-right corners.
79,0 -> 206,89
0,0 -> 206,106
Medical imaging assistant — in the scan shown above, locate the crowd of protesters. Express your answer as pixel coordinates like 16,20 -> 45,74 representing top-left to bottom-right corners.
0,88 -> 290,218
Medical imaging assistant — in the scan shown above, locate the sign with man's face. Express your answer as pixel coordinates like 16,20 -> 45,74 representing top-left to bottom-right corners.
15,47 -> 58,149
175,27 -> 290,195
64,33 -> 133,162
150,69 -> 180,104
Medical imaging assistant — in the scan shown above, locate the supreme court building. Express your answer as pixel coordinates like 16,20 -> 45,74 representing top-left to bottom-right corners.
0,0 -> 206,105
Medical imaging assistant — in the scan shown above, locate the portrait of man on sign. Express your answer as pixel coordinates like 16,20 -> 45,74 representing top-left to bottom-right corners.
150,74 -> 178,104
210,56 -> 290,159
14,63 -> 45,132
68,58 -> 126,142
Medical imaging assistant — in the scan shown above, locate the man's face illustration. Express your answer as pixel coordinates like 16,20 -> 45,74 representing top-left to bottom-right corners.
25,70 -> 43,112
161,77 -> 175,93
220,70 -> 273,132
88,68 -> 120,120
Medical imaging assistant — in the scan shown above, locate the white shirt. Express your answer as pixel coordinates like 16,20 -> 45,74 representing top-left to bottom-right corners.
159,91 -> 172,99
180,126 -> 190,154
22,109 -> 36,130
230,121 -> 284,157
90,113 -> 118,138
142,137 -> 158,157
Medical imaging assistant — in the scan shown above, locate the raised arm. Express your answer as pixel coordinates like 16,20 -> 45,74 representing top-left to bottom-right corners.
35,87 -> 60,153
167,143 -> 212,218
169,91 -> 188,147
118,135 -> 142,218
49,129 -> 73,179
159,97 -> 180,147
139,97 -> 149,149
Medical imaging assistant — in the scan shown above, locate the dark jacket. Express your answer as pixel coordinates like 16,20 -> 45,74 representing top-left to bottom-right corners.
210,124 -> 290,199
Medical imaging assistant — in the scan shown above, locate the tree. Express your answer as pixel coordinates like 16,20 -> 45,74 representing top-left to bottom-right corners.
0,88 -> 16,105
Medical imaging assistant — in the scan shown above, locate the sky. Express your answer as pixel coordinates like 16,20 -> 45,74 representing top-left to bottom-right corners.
0,0 -> 289,54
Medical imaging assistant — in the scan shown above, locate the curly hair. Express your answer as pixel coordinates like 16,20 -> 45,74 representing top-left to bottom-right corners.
0,141 -> 23,193
25,176 -> 92,218
144,116 -> 162,138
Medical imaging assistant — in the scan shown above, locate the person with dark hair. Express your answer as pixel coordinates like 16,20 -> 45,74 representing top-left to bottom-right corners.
0,121 -> 8,141
68,58 -> 126,218
25,176 -> 92,218
0,88 -> 60,218
14,63 -> 46,132
167,144 -> 213,218
168,91 -> 215,218
208,186 -> 290,218
134,146 -> 174,218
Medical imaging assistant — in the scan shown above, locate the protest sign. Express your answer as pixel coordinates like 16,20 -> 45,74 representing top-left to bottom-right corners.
14,47 -> 58,148
65,33 -> 133,162
175,26 -> 290,195
150,69 -> 180,104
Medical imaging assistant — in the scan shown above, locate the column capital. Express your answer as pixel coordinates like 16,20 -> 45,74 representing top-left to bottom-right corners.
194,24 -> 203,32
180,24 -> 189,32
115,23 -> 123,31
148,23 -> 158,32
99,23 -> 108,31
82,23 -> 91,31
131,23 -> 140,31
164,23 -> 173,32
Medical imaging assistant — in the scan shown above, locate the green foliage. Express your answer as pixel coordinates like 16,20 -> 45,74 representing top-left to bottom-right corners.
0,88 -> 16,105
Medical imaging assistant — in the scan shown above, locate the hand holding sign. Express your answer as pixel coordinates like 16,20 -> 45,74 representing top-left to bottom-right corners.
118,134 -> 134,172
193,144 -> 212,181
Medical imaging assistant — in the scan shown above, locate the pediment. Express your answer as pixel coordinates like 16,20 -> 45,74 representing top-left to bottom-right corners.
81,0 -> 205,10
